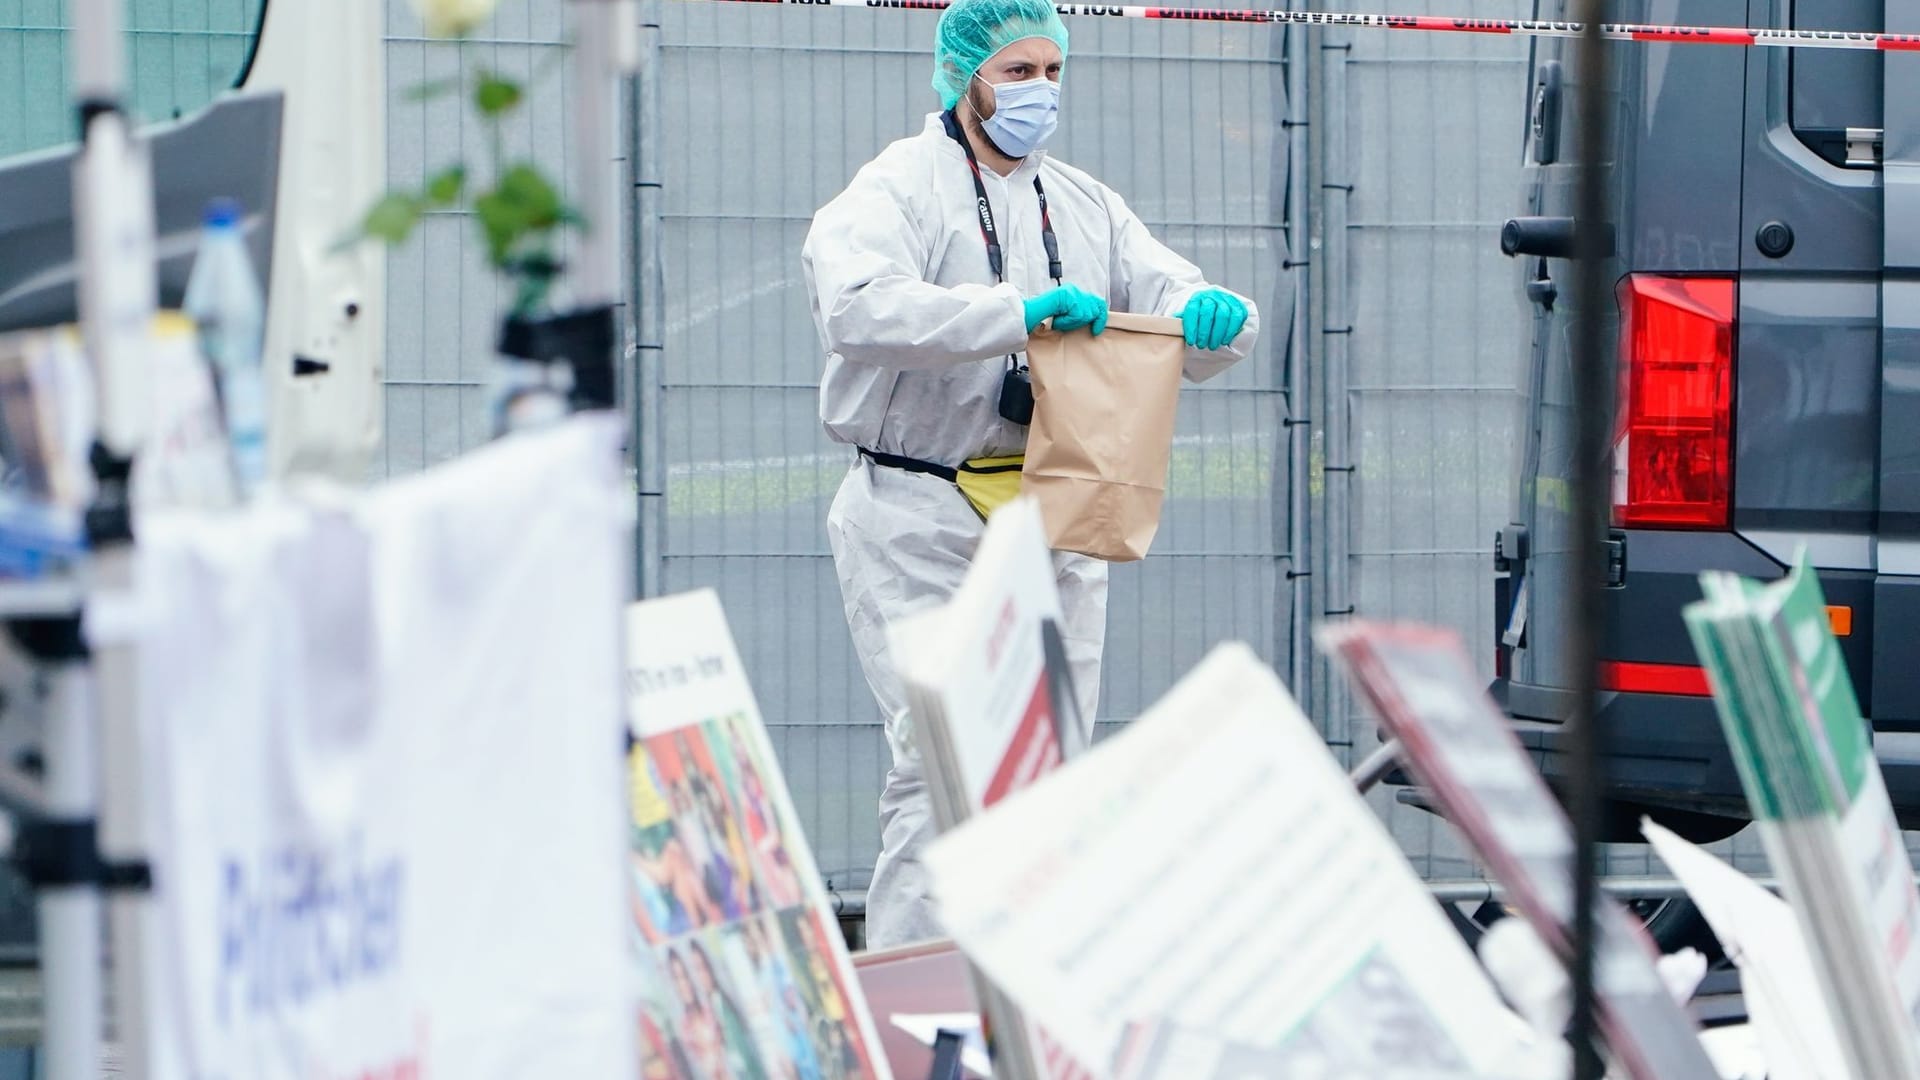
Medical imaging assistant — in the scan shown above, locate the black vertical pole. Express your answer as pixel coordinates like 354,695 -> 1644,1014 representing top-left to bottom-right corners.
1566,0 -> 1614,1077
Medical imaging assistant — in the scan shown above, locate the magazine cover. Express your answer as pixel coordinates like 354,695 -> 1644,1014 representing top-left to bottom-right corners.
1318,621 -> 1720,1080
627,589 -> 891,1080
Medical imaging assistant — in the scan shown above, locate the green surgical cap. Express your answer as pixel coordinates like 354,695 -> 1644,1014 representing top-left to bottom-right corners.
931,0 -> 1069,110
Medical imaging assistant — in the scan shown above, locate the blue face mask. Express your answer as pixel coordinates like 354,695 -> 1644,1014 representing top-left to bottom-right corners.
975,74 -> 1060,159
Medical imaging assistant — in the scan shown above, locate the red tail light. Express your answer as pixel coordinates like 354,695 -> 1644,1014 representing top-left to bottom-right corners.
1613,275 -> 1736,529
1600,660 -> 1712,697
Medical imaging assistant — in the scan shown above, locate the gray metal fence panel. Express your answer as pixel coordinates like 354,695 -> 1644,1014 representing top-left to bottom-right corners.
381,1 -> 1506,894
371,0 -> 1789,887
648,2 -> 1291,891
1319,2 -> 1534,877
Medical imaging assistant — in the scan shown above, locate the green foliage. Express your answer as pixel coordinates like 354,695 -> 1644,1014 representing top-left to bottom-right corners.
352,62 -> 581,318
475,71 -> 523,116
424,164 -> 467,206
359,192 -> 423,245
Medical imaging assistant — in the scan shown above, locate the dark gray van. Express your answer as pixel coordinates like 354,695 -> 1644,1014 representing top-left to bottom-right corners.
1491,0 -> 1920,840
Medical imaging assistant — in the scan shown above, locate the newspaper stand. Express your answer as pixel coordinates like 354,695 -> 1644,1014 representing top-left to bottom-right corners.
0,2 -> 637,1078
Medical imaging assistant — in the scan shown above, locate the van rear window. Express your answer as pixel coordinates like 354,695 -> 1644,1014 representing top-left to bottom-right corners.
0,1 -> 267,161
1791,0 -> 1883,167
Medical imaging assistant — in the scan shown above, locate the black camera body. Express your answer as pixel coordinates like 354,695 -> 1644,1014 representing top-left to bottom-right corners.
998,364 -> 1034,426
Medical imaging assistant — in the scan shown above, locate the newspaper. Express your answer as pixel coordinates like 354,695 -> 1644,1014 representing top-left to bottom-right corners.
923,642 -> 1544,1079
626,589 -> 892,1080
1644,822 -> 1848,1080
890,498 -> 1084,821
888,497 -> 1092,1080
1317,621 -> 1721,1080
1686,553 -> 1920,1079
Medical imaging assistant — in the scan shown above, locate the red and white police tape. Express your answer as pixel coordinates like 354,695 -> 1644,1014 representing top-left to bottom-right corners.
677,0 -> 1920,51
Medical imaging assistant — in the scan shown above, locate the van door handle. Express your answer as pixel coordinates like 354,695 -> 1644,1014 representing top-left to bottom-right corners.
1526,259 -> 1557,310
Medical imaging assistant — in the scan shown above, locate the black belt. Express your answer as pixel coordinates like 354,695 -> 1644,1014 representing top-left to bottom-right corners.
859,447 -> 957,483
858,448 -> 1023,484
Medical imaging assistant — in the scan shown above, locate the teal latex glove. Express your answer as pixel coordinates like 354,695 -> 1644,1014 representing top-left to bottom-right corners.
1024,284 -> 1109,335
1180,288 -> 1249,351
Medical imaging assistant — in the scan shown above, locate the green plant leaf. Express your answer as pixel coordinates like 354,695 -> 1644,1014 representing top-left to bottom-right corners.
496,163 -> 562,226
473,189 -> 525,266
359,192 -> 423,246
475,72 -> 524,117
405,76 -> 464,102
473,164 -> 577,268
425,164 -> 467,206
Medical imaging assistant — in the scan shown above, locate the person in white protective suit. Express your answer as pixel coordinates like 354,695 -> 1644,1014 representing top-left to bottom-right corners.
800,0 -> 1261,949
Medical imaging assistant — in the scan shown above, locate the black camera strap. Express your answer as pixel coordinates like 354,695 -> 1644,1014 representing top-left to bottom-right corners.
943,108 -> 1063,381
942,108 -> 1062,288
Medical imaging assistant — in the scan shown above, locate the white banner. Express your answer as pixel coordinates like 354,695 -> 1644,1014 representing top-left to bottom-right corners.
135,417 -> 635,1080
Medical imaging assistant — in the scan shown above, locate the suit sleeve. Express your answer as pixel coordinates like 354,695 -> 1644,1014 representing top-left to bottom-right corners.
802,163 -> 1029,370
1105,186 -> 1261,383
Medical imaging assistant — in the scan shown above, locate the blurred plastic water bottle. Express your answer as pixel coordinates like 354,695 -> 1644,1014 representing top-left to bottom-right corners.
181,198 -> 268,497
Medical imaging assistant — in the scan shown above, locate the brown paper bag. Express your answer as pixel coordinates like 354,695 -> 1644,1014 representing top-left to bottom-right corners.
1022,312 -> 1186,562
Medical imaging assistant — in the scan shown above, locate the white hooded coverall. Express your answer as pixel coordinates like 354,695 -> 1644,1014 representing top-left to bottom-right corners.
801,113 -> 1260,949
